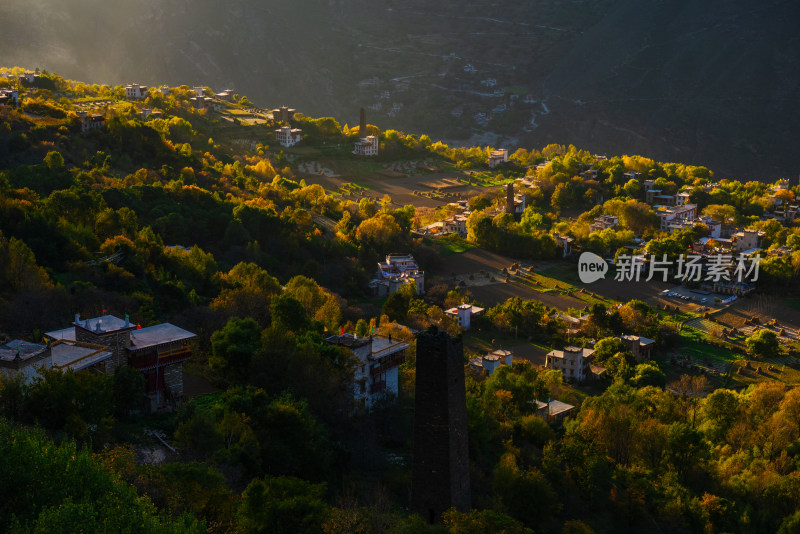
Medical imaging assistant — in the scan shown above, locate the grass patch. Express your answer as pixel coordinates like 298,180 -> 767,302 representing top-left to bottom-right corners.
513,270 -> 615,306
433,237 -> 476,256
677,328 -> 740,363
189,391 -> 224,411
530,340 -> 551,351
340,181 -> 370,191
464,170 -> 519,187
537,263 -> 583,286
463,329 -> 529,356
730,359 -> 800,386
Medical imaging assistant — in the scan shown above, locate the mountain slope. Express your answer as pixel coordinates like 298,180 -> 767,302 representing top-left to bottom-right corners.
1,0 -> 798,178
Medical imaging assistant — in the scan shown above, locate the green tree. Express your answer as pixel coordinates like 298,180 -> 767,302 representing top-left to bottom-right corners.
702,204 -> 736,223
270,293 -> 308,332
0,420 -> 202,533
519,206 -> 543,234
493,453 -> 560,527
592,337 -> 625,364
699,389 -> 740,443
236,476 -> 328,534
43,150 -> 64,171
442,509 -> 533,534
623,178 -> 642,198
213,262 -> 281,327
383,291 -> 410,323
355,318 -> 370,337
112,365 -> 145,418
745,329 -> 780,359
630,362 -> 666,388
210,317 -> 262,380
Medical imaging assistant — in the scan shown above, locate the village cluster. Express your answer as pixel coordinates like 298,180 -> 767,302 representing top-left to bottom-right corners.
2,69 -> 799,419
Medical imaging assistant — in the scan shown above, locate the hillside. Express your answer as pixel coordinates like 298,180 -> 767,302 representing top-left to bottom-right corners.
2,72 -> 800,533
1,0 -> 798,178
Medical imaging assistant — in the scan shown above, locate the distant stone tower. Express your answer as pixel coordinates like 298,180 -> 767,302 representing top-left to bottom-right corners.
506,181 -> 514,215
359,107 -> 367,138
411,327 -> 470,524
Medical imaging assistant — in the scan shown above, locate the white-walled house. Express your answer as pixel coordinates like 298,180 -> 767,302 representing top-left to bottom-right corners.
354,135 -> 379,156
370,254 -> 425,296
469,349 -> 512,375
445,304 -> 484,329
326,333 -> 408,409
488,149 -> 508,168
275,125 -> 302,147
545,346 -> 595,382
125,84 -> 149,99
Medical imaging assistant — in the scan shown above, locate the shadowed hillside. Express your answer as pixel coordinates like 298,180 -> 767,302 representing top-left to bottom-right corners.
2,0 -> 798,178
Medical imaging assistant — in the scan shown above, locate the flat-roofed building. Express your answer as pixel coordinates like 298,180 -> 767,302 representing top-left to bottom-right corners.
445,304 -> 484,329
370,253 -> 424,296
353,135 -> 379,156
275,125 -> 302,147
0,339 -> 113,384
127,323 -> 195,407
45,313 -> 196,411
272,106 -> 296,123
469,349 -> 512,375
125,83 -> 149,99
732,229 -> 765,252
545,346 -> 594,381
621,334 -> 655,361
656,204 -> 697,232
0,89 -> 19,107
533,399 -> 576,423
76,110 -> 105,133
590,215 -> 618,233
326,333 -> 408,409
488,149 -> 508,168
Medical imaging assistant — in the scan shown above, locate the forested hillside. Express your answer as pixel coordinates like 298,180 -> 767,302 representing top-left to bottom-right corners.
1,72 -> 800,533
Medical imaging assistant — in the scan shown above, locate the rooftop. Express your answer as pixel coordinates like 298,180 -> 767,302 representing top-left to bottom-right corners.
326,334 -> 409,360
486,349 -> 512,359
367,337 -> 409,360
445,304 -> 485,315
50,341 -> 112,371
548,400 -> 575,417
622,334 -> 655,346
0,340 -> 47,362
548,347 -> 595,359
531,399 -> 575,417
44,327 -> 76,341
73,314 -> 136,334
129,323 -> 196,350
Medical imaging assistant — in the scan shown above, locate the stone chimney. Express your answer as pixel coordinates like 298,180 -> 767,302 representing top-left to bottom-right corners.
359,107 -> 367,138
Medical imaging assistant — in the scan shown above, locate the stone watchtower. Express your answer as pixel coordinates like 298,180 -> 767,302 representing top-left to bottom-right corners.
506,181 -> 514,215
359,107 -> 367,138
411,327 -> 470,523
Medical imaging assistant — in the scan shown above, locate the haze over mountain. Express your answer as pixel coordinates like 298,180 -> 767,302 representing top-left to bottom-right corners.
2,0 -> 798,179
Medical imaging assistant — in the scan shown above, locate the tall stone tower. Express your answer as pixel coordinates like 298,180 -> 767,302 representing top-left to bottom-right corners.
506,181 -> 514,215
359,107 -> 367,138
411,327 -> 470,523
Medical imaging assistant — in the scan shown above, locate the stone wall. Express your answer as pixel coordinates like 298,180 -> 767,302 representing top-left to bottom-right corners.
163,362 -> 184,400
74,328 -> 131,373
